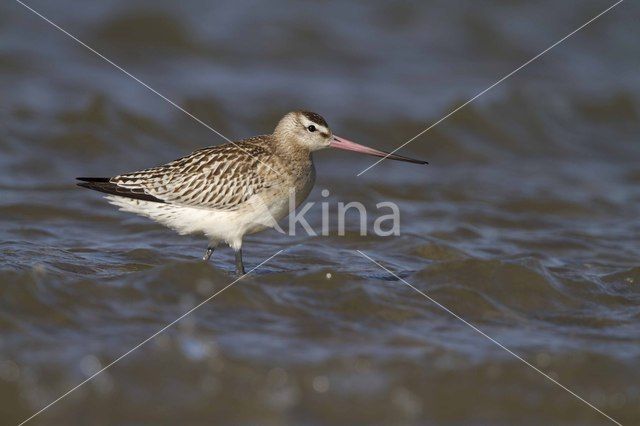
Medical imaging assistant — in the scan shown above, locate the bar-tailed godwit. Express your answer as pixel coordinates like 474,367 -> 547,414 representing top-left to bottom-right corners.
78,111 -> 427,274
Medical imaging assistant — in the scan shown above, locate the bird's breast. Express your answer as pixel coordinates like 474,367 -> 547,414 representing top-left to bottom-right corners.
292,161 -> 316,208
270,158 -> 315,213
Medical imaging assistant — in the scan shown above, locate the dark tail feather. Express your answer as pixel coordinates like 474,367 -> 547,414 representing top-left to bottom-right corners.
76,177 -> 165,203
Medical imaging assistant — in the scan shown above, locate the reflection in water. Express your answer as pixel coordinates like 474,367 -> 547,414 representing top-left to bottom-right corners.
1,0 -> 639,424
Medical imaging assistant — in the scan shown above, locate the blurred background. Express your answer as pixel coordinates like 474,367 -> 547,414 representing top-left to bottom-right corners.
1,0 -> 639,424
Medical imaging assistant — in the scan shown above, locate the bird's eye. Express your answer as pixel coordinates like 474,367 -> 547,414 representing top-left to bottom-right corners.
307,125 -> 316,132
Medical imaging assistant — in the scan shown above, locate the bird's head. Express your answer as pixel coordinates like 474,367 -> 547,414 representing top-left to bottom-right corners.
274,111 -> 333,152
273,110 -> 428,164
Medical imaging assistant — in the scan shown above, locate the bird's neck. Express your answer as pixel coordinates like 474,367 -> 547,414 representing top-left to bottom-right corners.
271,132 -> 313,165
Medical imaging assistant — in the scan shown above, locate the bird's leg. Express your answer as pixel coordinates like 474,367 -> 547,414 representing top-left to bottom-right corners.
234,248 -> 245,276
203,245 -> 215,261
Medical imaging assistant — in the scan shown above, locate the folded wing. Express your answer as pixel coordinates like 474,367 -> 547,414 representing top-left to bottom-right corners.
78,139 -> 280,211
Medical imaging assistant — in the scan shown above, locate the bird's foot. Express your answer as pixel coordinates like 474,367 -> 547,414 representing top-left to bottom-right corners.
203,246 -> 215,261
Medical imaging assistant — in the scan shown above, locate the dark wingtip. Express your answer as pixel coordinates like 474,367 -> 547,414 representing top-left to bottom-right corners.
76,177 -> 110,182
76,179 -> 165,203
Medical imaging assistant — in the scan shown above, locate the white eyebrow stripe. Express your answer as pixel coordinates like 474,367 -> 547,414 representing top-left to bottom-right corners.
302,118 -> 328,133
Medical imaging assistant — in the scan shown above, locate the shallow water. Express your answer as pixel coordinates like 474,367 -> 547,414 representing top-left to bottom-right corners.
1,0 -> 640,424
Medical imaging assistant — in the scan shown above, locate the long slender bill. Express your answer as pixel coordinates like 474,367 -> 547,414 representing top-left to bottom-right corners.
330,136 -> 428,165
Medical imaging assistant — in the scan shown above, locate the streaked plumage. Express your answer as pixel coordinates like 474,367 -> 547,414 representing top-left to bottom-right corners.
78,111 -> 427,274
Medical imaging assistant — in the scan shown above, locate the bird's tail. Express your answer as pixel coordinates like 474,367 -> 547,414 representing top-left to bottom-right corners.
76,177 -> 164,203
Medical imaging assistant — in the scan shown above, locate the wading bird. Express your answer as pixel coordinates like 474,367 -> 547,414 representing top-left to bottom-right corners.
78,111 -> 427,275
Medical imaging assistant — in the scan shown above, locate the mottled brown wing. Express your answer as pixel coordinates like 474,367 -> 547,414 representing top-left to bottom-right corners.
110,139 -> 279,210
